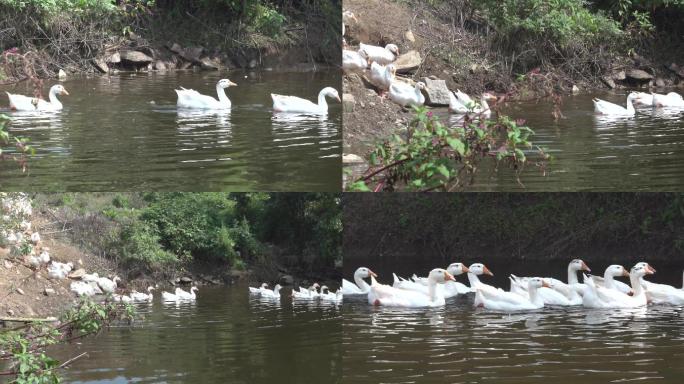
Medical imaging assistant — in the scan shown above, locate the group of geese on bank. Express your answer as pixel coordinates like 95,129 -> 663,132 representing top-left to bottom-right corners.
249,282 -> 342,303
5,80 -> 341,115
342,260 -> 684,311
593,91 -> 684,116
70,272 -> 200,304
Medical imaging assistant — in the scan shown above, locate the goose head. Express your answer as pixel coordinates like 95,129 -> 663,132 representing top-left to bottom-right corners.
446,263 -> 469,276
428,268 -> 455,283
385,44 -> 400,55
570,259 -> 591,272
386,64 -> 397,77
50,84 -> 69,96
528,277 -> 550,290
415,82 -> 427,91
217,79 -> 237,88
343,11 -> 358,23
468,263 -> 494,276
147,286 -> 155,293
355,267 -> 378,279
310,283 -> 321,292
113,276 -> 121,284
191,286 -> 199,293
605,264 -> 629,278
631,265 -> 654,279
322,87 -> 341,102
260,283 -> 269,289
273,284 -> 282,292
632,262 -> 656,274
321,285 -> 329,294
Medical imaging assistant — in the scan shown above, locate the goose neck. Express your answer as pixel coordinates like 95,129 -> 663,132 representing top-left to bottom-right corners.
317,89 -> 329,108
216,84 -> 231,107
629,274 -> 644,296
48,88 -> 62,109
567,265 -> 578,284
467,272 -> 480,288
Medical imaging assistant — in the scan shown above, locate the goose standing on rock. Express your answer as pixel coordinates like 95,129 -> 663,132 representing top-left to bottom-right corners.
272,87 -> 340,114
359,43 -> 399,65
176,79 -> 237,110
6,84 -> 69,111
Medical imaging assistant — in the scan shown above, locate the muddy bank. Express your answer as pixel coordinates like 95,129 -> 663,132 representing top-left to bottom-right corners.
342,0 -> 684,159
0,1 -> 341,85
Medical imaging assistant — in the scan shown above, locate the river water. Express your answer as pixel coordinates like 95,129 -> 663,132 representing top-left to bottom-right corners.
439,90 -> 684,191
0,70 -> 341,191
342,260 -> 684,383
45,285 -> 342,383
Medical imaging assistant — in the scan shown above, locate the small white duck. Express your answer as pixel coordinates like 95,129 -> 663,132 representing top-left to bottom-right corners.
176,79 -> 237,110
343,49 -> 369,72
369,268 -> 455,307
359,43 -> 399,65
593,92 -> 638,116
389,81 -> 425,107
6,84 -> 69,111
476,277 -> 549,312
651,92 -> 684,108
260,284 -> 282,299
341,267 -> 377,295
249,283 -> 269,295
368,62 -> 396,94
272,87 -> 340,114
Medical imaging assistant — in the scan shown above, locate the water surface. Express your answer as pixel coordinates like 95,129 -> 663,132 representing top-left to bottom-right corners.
440,91 -> 684,191
343,260 -> 684,383
46,285 -> 341,383
0,70 -> 341,191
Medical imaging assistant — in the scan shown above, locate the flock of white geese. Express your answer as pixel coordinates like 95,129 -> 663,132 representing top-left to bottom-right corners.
343,11 -> 684,117
342,260 -> 684,311
5,80 -> 340,115
249,282 -> 342,303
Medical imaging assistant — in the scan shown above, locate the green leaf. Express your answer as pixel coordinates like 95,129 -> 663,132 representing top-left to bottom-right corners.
436,164 -> 450,178
446,137 -> 465,155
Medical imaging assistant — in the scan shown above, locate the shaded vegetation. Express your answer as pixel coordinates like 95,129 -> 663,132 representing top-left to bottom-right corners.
0,115 -> 33,173
348,108 -> 550,192
0,298 -> 135,383
33,193 -> 341,280
343,193 -> 684,266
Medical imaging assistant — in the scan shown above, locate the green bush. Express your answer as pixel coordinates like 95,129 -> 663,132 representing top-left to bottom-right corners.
119,220 -> 177,269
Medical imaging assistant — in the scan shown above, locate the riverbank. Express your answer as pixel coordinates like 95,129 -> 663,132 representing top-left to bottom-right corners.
1,193 -> 342,318
342,0 -> 684,159
0,1 -> 341,85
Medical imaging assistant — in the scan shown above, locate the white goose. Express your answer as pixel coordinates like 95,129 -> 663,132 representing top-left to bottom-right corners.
651,92 -> 684,108
583,265 -> 653,308
113,294 -> 134,303
343,49 -> 369,72
175,286 -> 199,300
368,268 -> 455,307
320,286 -> 342,302
368,62 -> 396,93
581,265 -> 630,308
47,261 -> 73,280
389,81 -> 425,107
97,276 -> 121,294
634,262 -> 684,305
593,92 -> 638,116
249,283 -> 269,295
476,277 -> 549,312
395,263 -> 470,298
176,79 -> 237,110
131,286 -> 155,302
6,84 -> 69,111
293,283 -> 320,299
342,267 -> 376,295
632,92 -> 654,106
449,91 -> 496,116
260,284 -> 282,299
161,289 -> 180,301
272,87 -> 340,114
70,281 -> 97,297
30,232 -> 40,244
509,274 -> 581,306
359,43 -> 399,65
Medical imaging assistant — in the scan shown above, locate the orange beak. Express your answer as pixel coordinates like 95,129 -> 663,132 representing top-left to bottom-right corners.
461,265 -> 469,273
369,270 -> 378,278
444,271 -> 456,282
581,261 -> 591,272
621,269 -> 630,277
335,95 -> 341,102
61,89 -> 69,96
647,264 -> 656,274
483,266 -> 494,276
542,281 -> 551,288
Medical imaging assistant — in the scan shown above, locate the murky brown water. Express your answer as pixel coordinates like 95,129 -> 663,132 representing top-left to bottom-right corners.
436,90 -> 684,191
0,70 -> 341,191
342,260 -> 684,383
45,285 -> 342,383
